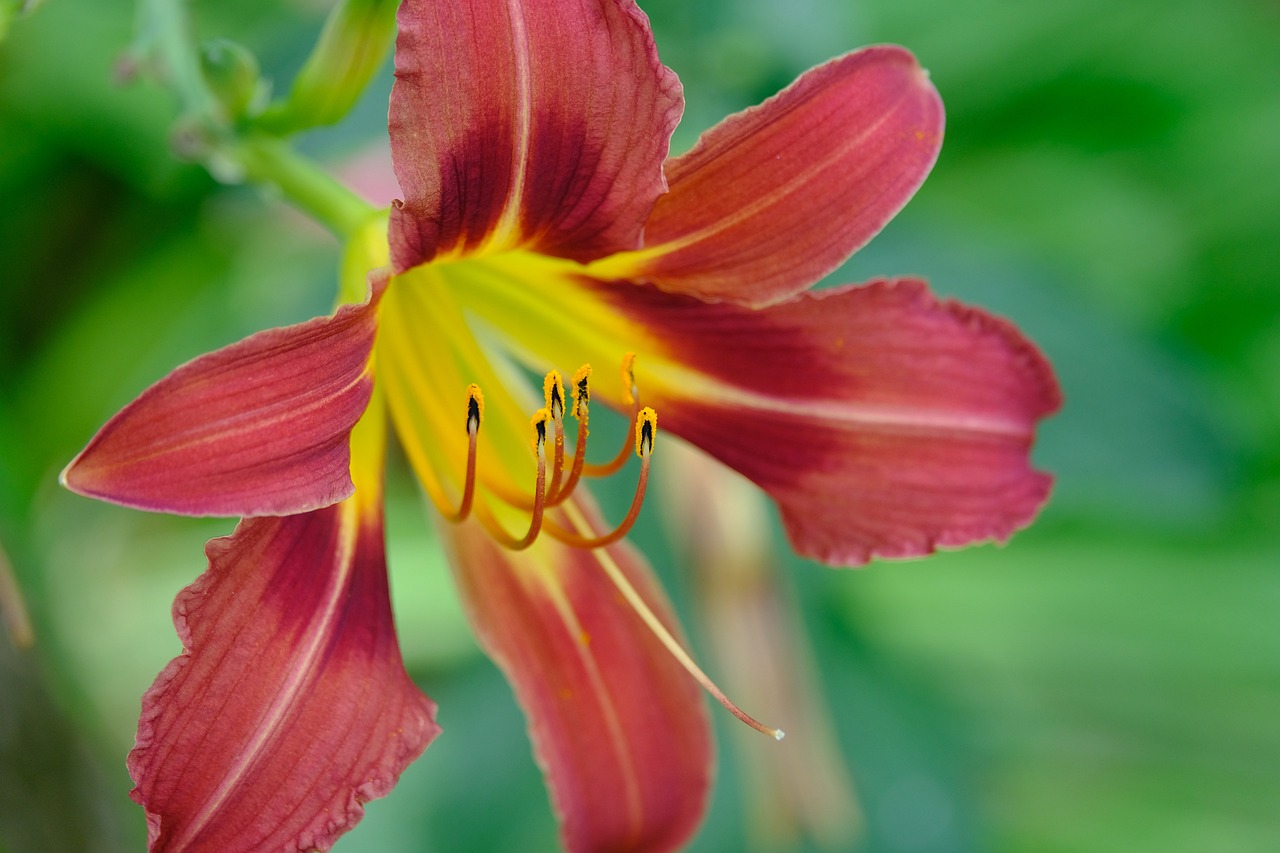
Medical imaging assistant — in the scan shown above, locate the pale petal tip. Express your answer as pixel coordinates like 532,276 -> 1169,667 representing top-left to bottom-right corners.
58,453 -> 94,497
774,728 -> 787,742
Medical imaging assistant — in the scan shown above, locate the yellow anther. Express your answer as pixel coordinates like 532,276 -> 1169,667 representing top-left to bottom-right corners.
620,352 -> 638,406
465,384 -> 484,435
530,407 -> 551,456
635,407 -> 657,457
543,370 -> 565,420
570,364 -> 592,419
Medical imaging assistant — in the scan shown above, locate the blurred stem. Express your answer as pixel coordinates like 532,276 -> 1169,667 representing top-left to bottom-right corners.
233,136 -> 375,239
135,0 -> 374,238
134,0 -> 219,125
0,538 -> 34,649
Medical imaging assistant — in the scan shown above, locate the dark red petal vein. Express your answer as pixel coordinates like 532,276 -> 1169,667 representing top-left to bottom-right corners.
388,0 -> 682,269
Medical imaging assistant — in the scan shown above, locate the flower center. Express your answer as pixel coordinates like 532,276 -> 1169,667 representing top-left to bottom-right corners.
429,355 -> 657,554
379,254 -> 784,741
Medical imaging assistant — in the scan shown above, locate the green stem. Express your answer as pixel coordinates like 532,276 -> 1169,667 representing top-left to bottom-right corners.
136,0 -> 218,122
233,136 -> 376,239
137,0 -> 375,238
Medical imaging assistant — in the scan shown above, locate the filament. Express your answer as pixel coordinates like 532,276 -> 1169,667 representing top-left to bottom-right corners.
544,408 -> 654,548
582,353 -> 640,478
438,385 -> 483,522
547,364 -> 591,506
472,408 -> 549,550
560,499 -> 786,742
543,370 -> 568,500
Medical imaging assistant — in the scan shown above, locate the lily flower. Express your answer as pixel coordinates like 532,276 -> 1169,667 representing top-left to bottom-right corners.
62,0 -> 1060,851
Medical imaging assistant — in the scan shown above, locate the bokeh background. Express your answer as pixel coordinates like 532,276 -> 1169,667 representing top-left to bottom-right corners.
2,0 -> 1277,850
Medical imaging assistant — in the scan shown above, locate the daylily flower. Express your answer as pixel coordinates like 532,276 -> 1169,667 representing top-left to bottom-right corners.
62,0 -> 1061,851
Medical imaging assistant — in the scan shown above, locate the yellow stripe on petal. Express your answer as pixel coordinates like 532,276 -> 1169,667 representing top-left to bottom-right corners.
339,214 -> 392,305
581,244 -> 668,282
447,252 -> 671,408
348,383 -> 388,524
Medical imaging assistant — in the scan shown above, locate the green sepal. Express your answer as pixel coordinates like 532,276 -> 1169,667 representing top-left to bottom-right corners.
200,38 -> 264,124
253,0 -> 398,135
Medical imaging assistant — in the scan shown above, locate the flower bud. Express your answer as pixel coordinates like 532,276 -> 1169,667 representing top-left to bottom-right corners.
200,38 -> 264,123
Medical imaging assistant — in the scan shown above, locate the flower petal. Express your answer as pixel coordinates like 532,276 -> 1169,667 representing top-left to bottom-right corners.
388,0 -> 682,270
431,256 -> 1057,564
630,277 -> 1061,564
129,503 -> 439,853
61,295 -> 381,517
440,505 -> 712,853
593,46 -> 943,307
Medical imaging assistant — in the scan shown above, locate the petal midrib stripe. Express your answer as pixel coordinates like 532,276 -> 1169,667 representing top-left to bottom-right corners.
490,0 -> 532,248
169,507 -> 360,849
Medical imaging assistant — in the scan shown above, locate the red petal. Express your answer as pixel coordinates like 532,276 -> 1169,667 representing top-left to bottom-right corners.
441,507 -> 712,853
628,46 -> 943,306
388,0 -> 682,269
620,278 -> 1061,565
61,296 -> 380,517
129,504 -> 439,853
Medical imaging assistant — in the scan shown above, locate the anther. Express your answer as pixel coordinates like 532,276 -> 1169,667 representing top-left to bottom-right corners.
542,370 -> 568,500
548,365 -> 592,506
543,370 -> 566,421
530,407 -> 550,459
440,384 -> 483,522
635,407 -> 656,457
466,384 -> 484,434
571,364 -> 591,419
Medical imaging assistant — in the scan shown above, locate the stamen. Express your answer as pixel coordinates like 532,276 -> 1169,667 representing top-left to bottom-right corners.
453,385 -> 483,521
473,408 -> 548,550
548,365 -> 591,506
583,353 -> 640,477
543,370 -> 566,421
438,376 -> 783,741
571,364 -> 591,420
561,501 -> 786,742
430,384 -> 484,522
545,407 -> 655,549
542,370 -> 567,500
635,406 -> 656,457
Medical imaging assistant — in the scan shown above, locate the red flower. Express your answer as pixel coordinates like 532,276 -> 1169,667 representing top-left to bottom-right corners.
63,1 -> 1060,850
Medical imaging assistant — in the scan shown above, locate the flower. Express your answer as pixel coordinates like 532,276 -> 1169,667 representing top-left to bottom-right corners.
61,0 -> 1061,851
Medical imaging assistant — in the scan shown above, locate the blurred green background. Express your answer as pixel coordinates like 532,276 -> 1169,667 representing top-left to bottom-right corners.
1,0 -> 1277,851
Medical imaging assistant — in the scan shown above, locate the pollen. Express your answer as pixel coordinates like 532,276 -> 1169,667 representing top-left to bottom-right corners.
437,354 -> 664,555
529,407 -> 551,458
543,370 -> 565,421
635,407 -> 657,457
571,364 -> 591,419
465,384 -> 484,434
431,364 -> 784,744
